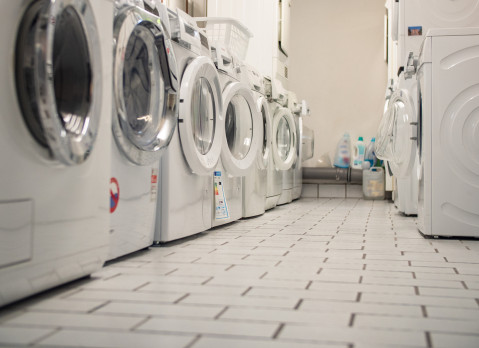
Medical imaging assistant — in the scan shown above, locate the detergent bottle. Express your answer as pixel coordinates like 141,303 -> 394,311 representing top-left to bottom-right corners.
352,136 -> 365,169
333,133 -> 351,168
364,137 -> 377,168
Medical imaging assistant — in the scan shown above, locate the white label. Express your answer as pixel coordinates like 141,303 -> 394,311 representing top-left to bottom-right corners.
214,171 -> 229,220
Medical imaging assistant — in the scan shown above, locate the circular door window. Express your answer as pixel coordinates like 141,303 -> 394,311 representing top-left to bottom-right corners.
272,107 -> 296,170
225,94 -> 253,160
16,0 -> 101,165
277,116 -> 292,161
191,78 -> 216,155
220,82 -> 262,176
257,97 -> 271,169
113,8 -> 177,165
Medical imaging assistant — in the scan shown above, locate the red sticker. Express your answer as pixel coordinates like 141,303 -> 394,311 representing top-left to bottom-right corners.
151,174 -> 158,184
110,177 -> 120,213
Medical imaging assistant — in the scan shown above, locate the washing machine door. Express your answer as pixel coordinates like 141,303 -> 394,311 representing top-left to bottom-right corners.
375,94 -> 396,161
382,86 -> 418,178
257,96 -> 272,170
113,6 -> 178,165
272,107 -> 297,171
221,82 -> 263,176
16,0 -> 102,165
178,56 -> 224,175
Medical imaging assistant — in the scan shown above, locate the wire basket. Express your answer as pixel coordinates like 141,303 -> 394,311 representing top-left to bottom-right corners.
194,17 -> 253,61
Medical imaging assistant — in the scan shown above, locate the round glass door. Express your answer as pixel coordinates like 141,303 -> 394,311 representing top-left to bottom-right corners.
257,97 -> 272,169
178,56 -> 223,175
113,7 -> 177,165
220,82 -> 262,176
272,107 -> 296,170
16,0 -> 101,165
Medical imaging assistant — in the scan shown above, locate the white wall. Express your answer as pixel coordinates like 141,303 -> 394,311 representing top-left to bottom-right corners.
289,0 -> 388,166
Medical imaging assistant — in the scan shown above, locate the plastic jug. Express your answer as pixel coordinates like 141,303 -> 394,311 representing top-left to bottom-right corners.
363,167 -> 385,200
333,133 -> 351,168
352,137 -> 365,169
364,137 -> 377,168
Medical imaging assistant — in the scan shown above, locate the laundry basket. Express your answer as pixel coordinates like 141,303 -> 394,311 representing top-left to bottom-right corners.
194,17 -> 253,61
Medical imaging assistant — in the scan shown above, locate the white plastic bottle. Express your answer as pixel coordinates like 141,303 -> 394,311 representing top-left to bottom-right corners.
352,136 -> 365,169
333,133 -> 351,168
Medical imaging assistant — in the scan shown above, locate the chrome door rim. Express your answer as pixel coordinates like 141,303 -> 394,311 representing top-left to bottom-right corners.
112,6 -> 178,165
16,0 -> 102,165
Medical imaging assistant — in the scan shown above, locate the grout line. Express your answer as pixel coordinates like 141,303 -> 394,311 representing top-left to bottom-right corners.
358,276 -> 363,284
29,327 -> 61,345
414,286 -> 420,295
133,282 -> 150,291
201,277 -> 213,285
461,281 -> 469,289
362,264 -> 367,270
260,272 -> 268,279
208,248 -> 218,254
214,306 -> 229,320
87,300 -> 111,314
356,292 -> 362,302
362,254 -> 366,260
475,298 -> 479,307
274,260 -> 282,267
103,273 -> 122,281
408,260 -> 412,267
348,313 -> 356,327
241,286 -> 252,296
412,272 -> 416,279
317,268 -> 323,275
164,252 -> 175,257
191,258 -> 201,263
444,257 -> 449,262
421,305 -> 428,318
165,268 -> 179,276
241,255 -> 250,260
453,268 -> 459,274
282,251 -> 290,257
425,332 -> 433,348
272,323 -> 285,339
224,264 -> 235,271
130,315 -> 151,331
184,334 -> 202,348
305,280 -> 313,290
294,298 -> 303,310
174,293 -> 190,304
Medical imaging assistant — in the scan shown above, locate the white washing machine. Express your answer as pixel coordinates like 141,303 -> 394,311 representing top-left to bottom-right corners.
0,0 -> 112,306
210,44 -> 262,227
393,0 -> 479,69
154,9 -> 224,243
239,64 -> 272,218
265,79 -> 296,209
108,1 -> 178,260
275,86 -> 297,206
289,94 -> 304,201
376,69 -> 419,216
417,28 -> 479,238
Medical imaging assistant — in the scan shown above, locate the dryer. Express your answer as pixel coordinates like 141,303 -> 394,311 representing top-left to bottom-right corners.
108,0 -> 178,260
239,63 -> 272,218
210,44 -> 262,227
0,0 -> 112,306
154,9 -> 224,243
416,28 -> 479,237
289,94 -> 305,201
376,69 -> 419,216
393,0 -> 479,69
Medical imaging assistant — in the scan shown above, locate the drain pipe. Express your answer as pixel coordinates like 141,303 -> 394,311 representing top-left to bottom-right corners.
303,167 -> 363,184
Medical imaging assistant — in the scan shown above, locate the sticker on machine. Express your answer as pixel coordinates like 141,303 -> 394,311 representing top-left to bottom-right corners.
151,167 -> 159,202
214,171 -> 229,220
408,26 -> 422,36
110,177 -> 120,213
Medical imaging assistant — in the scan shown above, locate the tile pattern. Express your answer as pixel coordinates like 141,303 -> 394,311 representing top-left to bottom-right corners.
0,198 -> 478,348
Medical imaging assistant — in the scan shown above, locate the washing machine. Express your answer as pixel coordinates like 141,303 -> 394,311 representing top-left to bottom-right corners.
392,0 -> 479,69
265,79 -> 296,209
209,44 -> 262,227
290,94 -> 305,201
376,66 -> 419,216
239,63 -> 272,218
275,86 -> 297,206
108,1 -> 178,259
416,28 -> 479,237
0,0 -> 112,306
154,9 -> 224,243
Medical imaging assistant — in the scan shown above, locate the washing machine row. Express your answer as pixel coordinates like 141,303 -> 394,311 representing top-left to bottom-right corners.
0,0 -> 308,307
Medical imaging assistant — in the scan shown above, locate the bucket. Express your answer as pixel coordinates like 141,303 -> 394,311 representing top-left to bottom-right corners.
363,167 -> 385,200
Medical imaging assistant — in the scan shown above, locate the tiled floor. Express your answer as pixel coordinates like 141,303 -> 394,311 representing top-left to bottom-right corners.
1,198 -> 479,348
